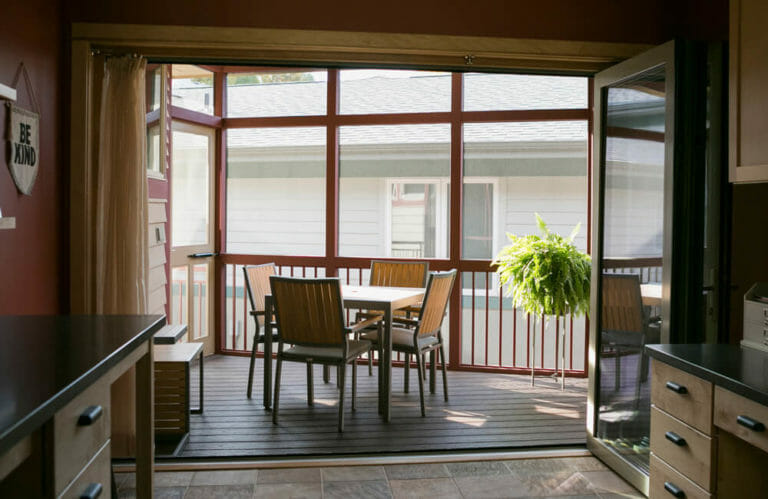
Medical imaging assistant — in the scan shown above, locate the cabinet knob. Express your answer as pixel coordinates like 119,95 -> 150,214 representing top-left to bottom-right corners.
664,431 -> 687,446
77,405 -> 103,426
80,482 -> 102,499
664,481 -> 685,498
665,381 -> 688,394
737,415 -> 766,432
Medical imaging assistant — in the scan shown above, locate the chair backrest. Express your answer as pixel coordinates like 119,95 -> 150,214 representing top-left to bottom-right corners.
601,273 -> 645,334
243,263 -> 276,319
369,260 -> 429,288
416,270 -> 457,337
269,276 -> 347,347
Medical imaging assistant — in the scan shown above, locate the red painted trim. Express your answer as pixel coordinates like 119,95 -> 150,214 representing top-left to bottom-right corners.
605,126 -> 664,143
462,108 -> 589,123
224,115 -> 328,128
170,105 -> 222,128
325,69 -> 340,277
448,73 -> 463,370
498,283 -> 503,366
214,70 -> 226,353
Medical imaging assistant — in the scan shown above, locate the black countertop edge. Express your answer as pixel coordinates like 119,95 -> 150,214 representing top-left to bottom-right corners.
645,344 -> 768,407
0,315 -> 165,456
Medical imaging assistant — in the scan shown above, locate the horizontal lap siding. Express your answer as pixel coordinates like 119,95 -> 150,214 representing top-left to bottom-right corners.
148,199 -> 168,315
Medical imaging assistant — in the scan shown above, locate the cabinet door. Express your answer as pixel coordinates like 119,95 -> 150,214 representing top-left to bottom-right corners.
730,0 -> 768,183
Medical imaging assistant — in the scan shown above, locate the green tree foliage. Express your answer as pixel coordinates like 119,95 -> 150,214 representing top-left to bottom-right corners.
492,214 -> 591,318
226,72 -> 315,86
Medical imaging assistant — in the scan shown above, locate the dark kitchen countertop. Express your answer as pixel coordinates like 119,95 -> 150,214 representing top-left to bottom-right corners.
646,343 -> 768,406
0,315 -> 164,455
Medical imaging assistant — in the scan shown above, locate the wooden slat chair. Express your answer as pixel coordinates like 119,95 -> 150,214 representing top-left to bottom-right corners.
243,263 -> 280,399
360,270 -> 456,417
356,260 -> 429,381
601,273 -> 647,396
270,276 -> 372,432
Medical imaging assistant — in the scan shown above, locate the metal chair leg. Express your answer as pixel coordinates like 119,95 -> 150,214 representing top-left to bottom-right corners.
272,357 -> 283,425
415,351 -> 426,417
307,361 -> 314,406
440,344 -> 449,401
351,359 -> 357,411
246,337 -> 259,398
429,349 -> 437,394
368,348 -> 373,376
337,363 -> 346,432
404,354 -> 410,393
323,365 -> 330,384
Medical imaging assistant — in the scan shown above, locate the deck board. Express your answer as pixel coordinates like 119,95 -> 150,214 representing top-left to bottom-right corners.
179,354 -> 587,458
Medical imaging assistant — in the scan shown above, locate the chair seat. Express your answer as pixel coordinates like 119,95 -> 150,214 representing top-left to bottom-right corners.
360,327 -> 439,350
282,339 -> 372,362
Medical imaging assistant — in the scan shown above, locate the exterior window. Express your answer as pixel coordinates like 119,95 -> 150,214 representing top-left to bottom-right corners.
226,127 -> 326,256
172,64 -> 214,115
226,70 -> 327,118
338,124 -> 450,258
388,180 -> 448,258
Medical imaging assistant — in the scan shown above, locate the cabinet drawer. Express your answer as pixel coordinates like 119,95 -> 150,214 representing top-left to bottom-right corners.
58,440 -> 110,499
54,378 -> 110,494
650,454 -> 711,499
714,385 -> 768,454
651,360 -> 713,434
650,406 -> 715,491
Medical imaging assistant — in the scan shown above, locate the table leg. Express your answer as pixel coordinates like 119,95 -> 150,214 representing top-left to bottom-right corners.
134,342 -> 154,498
264,298 -> 273,410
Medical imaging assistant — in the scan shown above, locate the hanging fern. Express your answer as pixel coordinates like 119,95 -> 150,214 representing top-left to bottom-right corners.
492,214 -> 591,318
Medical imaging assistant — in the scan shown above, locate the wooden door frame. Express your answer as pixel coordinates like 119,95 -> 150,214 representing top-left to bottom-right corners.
69,22 -> 649,313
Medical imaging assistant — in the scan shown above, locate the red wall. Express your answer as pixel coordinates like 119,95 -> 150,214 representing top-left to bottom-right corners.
0,0 -> 65,314
67,0 -> 727,45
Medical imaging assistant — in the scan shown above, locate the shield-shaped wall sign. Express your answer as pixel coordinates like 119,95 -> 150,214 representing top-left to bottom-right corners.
6,102 -> 39,195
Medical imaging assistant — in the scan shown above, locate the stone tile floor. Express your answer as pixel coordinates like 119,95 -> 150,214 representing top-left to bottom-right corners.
116,456 -> 644,498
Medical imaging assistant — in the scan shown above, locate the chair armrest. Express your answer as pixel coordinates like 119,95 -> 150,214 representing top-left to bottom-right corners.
348,316 -> 380,333
249,310 -> 266,317
393,317 -> 420,327
355,311 -> 384,321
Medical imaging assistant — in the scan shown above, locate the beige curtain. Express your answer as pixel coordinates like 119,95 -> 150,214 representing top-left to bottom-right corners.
93,56 -> 149,457
95,56 -> 149,315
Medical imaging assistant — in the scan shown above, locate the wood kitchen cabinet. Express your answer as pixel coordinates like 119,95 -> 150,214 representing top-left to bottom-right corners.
730,0 -> 768,183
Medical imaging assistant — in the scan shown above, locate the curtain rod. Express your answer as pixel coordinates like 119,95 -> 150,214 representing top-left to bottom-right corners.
90,48 -> 142,59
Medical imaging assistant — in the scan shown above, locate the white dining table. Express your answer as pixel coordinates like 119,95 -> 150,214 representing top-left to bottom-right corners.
263,284 -> 425,422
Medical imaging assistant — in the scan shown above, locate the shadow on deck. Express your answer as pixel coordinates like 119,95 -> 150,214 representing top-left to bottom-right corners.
177,354 -> 587,458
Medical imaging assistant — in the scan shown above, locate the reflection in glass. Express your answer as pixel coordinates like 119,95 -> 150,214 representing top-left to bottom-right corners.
171,64 -> 214,115
596,65 -> 666,473
171,129 -> 211,247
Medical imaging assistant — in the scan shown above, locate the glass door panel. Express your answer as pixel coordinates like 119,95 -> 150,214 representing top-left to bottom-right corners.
170,121 -> 216,354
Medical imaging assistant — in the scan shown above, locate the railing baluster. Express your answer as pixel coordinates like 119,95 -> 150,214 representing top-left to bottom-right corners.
485,271 -> 489,367
231,265 -> 236,351
498,282 -> 503,367
471,272 -> 476,366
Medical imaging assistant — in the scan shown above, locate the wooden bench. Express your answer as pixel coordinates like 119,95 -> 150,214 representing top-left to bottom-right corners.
153,324 -> 188,344
153,341 -> 203,456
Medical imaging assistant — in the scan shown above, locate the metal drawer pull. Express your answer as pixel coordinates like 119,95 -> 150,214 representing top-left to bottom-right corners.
737,415 -> 766,432
77,405 -> 103,426
665,381 -> 688,394
80,483 -> 102,499
665,431 -> 687,446
664,481 -> 685,498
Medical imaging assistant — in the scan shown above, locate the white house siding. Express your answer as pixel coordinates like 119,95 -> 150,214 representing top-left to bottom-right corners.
500,176 -> 589,252
339,177 -> 386,257
226,177 -> 326,255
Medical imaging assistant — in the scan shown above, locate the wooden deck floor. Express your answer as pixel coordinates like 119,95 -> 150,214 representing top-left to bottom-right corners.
179,355 -> 587,458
